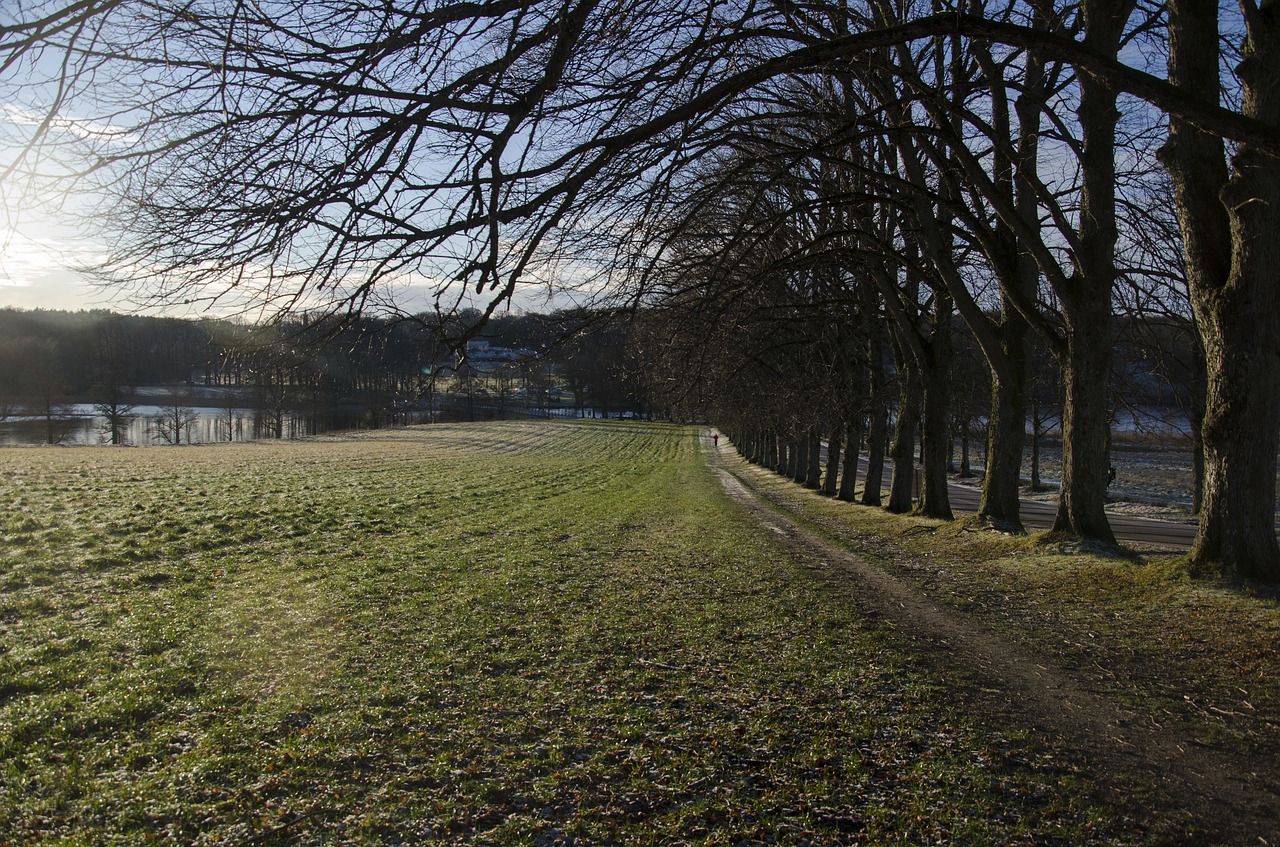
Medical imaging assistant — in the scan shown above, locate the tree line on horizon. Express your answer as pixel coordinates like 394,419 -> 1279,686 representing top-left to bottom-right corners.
0,302 -> 1195,458
0,306 -> 657,442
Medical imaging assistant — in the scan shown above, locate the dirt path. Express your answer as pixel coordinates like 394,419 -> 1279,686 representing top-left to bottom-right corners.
709,455 -> 1279,845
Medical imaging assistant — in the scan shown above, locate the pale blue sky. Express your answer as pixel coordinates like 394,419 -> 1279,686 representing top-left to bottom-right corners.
0,215 -> 581,318
0,214 -> 108,312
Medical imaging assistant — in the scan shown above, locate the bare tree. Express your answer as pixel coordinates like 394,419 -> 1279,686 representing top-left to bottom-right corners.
149,389 -> 199,445
92,316 -> 135,445
94,390 -> 134,445
214,391 -> 241,443
16,337 -> 75,444
1160,0 -> 1280,579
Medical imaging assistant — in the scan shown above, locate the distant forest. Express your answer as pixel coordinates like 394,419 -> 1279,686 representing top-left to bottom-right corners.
0,307 -> 652,438
0,305 -> 1193,447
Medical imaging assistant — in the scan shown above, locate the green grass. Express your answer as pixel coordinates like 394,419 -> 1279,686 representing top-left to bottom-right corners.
2,421 -> 1149,844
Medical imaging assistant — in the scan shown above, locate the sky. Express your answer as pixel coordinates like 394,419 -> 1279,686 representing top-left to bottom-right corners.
0,27 -> 114,314
0,214 -> 586,319
0,212 -> 111,313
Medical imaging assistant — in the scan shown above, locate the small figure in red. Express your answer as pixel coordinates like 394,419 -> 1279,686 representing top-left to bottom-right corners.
712,433 -> 719,447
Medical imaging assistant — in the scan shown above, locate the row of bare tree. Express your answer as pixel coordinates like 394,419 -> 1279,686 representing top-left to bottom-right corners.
605,1 -> 1276,580
622,13 -> 1176,525
1,1 -> 1276,577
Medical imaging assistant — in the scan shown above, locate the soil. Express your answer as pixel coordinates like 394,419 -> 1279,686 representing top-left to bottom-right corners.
707,450 -> 1280,846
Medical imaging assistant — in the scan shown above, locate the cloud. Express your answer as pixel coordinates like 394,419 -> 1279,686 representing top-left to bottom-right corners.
2,103 -> 138,144
2,232 -> 75,287
0,215 -> 106,317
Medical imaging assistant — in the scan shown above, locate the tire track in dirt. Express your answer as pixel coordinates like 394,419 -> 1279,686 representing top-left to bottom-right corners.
710,459 -> 1279,845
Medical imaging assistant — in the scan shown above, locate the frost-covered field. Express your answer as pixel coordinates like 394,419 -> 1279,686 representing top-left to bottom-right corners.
1031,442 -> 1197,513
959,437 -> 1202,523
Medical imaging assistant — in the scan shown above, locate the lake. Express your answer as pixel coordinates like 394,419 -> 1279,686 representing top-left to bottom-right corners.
0,404 -> 313,447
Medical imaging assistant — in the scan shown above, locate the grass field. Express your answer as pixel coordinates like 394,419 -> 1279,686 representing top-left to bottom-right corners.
0,421 -> 1174,844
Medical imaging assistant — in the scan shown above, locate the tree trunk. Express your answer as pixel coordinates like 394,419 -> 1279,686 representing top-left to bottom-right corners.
887,365 -> 922,514
822,425 -> 842,496
1193,279 -> 1280,577
1049,0 -> 1128,544
838,418 -> 862,501
805,428 -> 823,489
966,33 -> 1041,532
979,332 -> 1029,526
861,330 -> 889,508
1189,6 -> 1280,578
919,296 -> 953,520
1161,0 -> 1280,578
1190,344 -> 1206,514
1053,315 -> 1115,542
793,434 -> 809,485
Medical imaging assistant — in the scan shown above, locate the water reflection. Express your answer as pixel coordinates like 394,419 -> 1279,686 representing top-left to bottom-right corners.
0,405 -> 313,446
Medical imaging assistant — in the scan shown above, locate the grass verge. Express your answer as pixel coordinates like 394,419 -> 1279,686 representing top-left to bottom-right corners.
730,455 -> 1280,767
